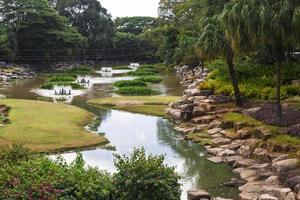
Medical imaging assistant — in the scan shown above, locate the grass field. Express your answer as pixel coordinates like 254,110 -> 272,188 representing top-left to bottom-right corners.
0,99 -> 107,152
88,96 -> 180,117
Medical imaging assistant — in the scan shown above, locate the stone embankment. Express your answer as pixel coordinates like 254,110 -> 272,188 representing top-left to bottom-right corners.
166,66 -> 300,200
0,63 -> 35,85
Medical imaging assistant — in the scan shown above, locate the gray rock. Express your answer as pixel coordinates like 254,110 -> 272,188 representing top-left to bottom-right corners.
234,158 -> 257,168
253,148 -> 271,162
207,157 -> 223,163
207,148 -> 224,155
218,149 -> 235,157
237,128 -> 255,139
207,128 -> 222,135
287,176 -> 300,190
208,120 -> 222,129
237,145 -> 252,158
211,137 -> 231,145
272,159 -> 299,173
187,189 -> 211,200
259,194 -> 278,200
285,192 -> 296,200
166,108 -> 181,120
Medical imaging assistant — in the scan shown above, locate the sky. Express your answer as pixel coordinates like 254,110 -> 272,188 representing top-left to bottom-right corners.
99,0 -> 160,18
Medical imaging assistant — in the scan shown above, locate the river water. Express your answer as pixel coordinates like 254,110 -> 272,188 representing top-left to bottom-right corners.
0,71 -> 239,199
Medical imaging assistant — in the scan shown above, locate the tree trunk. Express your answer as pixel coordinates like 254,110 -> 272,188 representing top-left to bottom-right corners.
226,47 -> 243,106
275,61 -> 283,121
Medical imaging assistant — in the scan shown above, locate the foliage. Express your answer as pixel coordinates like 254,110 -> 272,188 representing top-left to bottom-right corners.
0,147 -> 113,200
128,65 -> 160,77
114,80 -> 147,88
116,86 -> 160,96
0,146 -> 181,200
115,17 -> 157,35
138,76 -> 163,83
113,148 -> 181,200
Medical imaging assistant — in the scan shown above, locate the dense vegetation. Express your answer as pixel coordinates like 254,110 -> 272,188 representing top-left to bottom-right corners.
0,0 -> 158,63
0,145 -> 181,200
145,0 -> 300,120
114,65 -> 163,96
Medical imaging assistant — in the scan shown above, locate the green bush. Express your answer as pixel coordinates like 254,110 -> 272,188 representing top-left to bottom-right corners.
0,146 -> 181,200
138,76 -> 163,83
113,148 -> 181,200
128,65 -> 160,77
48,75 -> 76,83
112,66 -> 131,70
69,83 -> 85,90
114,79 -> 147,88
41,82 -> 85,90
40,82 -> 55,89
116,86 -> 160,96
69,67 -> 92,75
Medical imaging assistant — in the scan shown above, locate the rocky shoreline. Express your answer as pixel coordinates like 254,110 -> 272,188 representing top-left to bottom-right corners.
166,66 -> 300,200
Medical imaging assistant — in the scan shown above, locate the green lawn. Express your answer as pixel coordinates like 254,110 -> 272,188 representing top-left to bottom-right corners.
0,99 -> 107,153
88,96 -> 180,117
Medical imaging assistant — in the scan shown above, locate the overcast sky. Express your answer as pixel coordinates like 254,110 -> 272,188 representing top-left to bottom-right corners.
99,0 -> 160,18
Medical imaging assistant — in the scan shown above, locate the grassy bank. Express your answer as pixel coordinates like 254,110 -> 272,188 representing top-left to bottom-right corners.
0,99 -> 107,152
88,96 -> 180,117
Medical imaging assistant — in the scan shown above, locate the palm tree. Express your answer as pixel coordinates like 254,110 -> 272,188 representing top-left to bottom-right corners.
221,0 -> 300,121
196,18 -> 243,106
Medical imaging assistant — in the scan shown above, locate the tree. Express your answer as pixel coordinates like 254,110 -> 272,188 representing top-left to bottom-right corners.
0,0 -> 86,63
196,19 -> 243,106
221,0 -> 300,120
51,0 -> 114,59
114,17 -> 157,35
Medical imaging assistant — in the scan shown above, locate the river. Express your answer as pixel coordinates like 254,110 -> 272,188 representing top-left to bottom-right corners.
0,69 -> 239,199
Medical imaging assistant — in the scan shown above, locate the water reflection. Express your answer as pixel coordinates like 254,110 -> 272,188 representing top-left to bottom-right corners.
58,109 -> 239,200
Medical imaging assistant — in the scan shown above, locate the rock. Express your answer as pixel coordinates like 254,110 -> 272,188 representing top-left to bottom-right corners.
222,178 -> 246,187
220,140 -> 245,151
208,95 -> 232,103
214,198 -> 233,200
192,115 -> 217,124
224,155 -> 244,165
272,154 -> 289,163
234,122 -> 249,132
249,163 -> 270,170
187,189 -> 211,200
193,106 -> 206,117
294,183 -> 300,193
237,128 -> 256,139
207,128 -> 222,135
284,123 -> 300,137
208,120 -> 222,129
260,185 -> 284,198
211,133 -> 222,138
239,192 -> 260,200
234,158 -> 257,167
285,192 -> 296,200
297,191 -> 300,200
221,121 -> 234,129
255,127 -> 273,140
242,107 -> 262,117
211,137 -> 231,145
287,176 -> 300,190
240,169 -> 257,181
218,149 -> 235,157
166,108 -> 181,120
259,194 -> 279,200
207,148 -> 224,155
237,145 -> 252,158
265,176 -> 279,184
207,157 -> 223,163
272,159 -> 299,173
198,90 -> 214,96
253,148 -> 271,162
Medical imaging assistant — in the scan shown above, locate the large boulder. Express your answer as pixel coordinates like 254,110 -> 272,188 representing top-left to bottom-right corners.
287,176 -> 300,190
272,159 -> 299,173
187,189 -> 211,200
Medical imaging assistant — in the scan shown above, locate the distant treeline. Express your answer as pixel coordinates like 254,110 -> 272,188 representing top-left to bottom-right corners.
0,0 -> 158,64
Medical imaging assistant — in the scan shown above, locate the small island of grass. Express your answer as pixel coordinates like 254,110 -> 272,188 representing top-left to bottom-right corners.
88,96 -> 180,117
0,99 -> 107,153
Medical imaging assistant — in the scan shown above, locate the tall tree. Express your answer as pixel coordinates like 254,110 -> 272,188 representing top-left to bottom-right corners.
0,0 -> 86,63
196,19 -> 243,106
115,17 -> 157,35
221,0 -> 300,120
51,0 -> 114,59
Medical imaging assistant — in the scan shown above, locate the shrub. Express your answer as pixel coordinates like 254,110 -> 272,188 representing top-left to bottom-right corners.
41,82 -> 54,89
48,75 -> 76,83
69,67 -> 92,75
113,66 -> 131,70
116,86 -> 160,96
113,148 -> 181,200
0,146 -> 113,200
114,80 -> 147,88
69,83 -> 85,90
138,76 -> 163,83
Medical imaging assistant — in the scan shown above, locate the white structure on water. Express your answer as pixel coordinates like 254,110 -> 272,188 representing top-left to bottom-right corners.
129,63 -> 140,69
101,67 -> 113,77
54,85 -> 72,95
